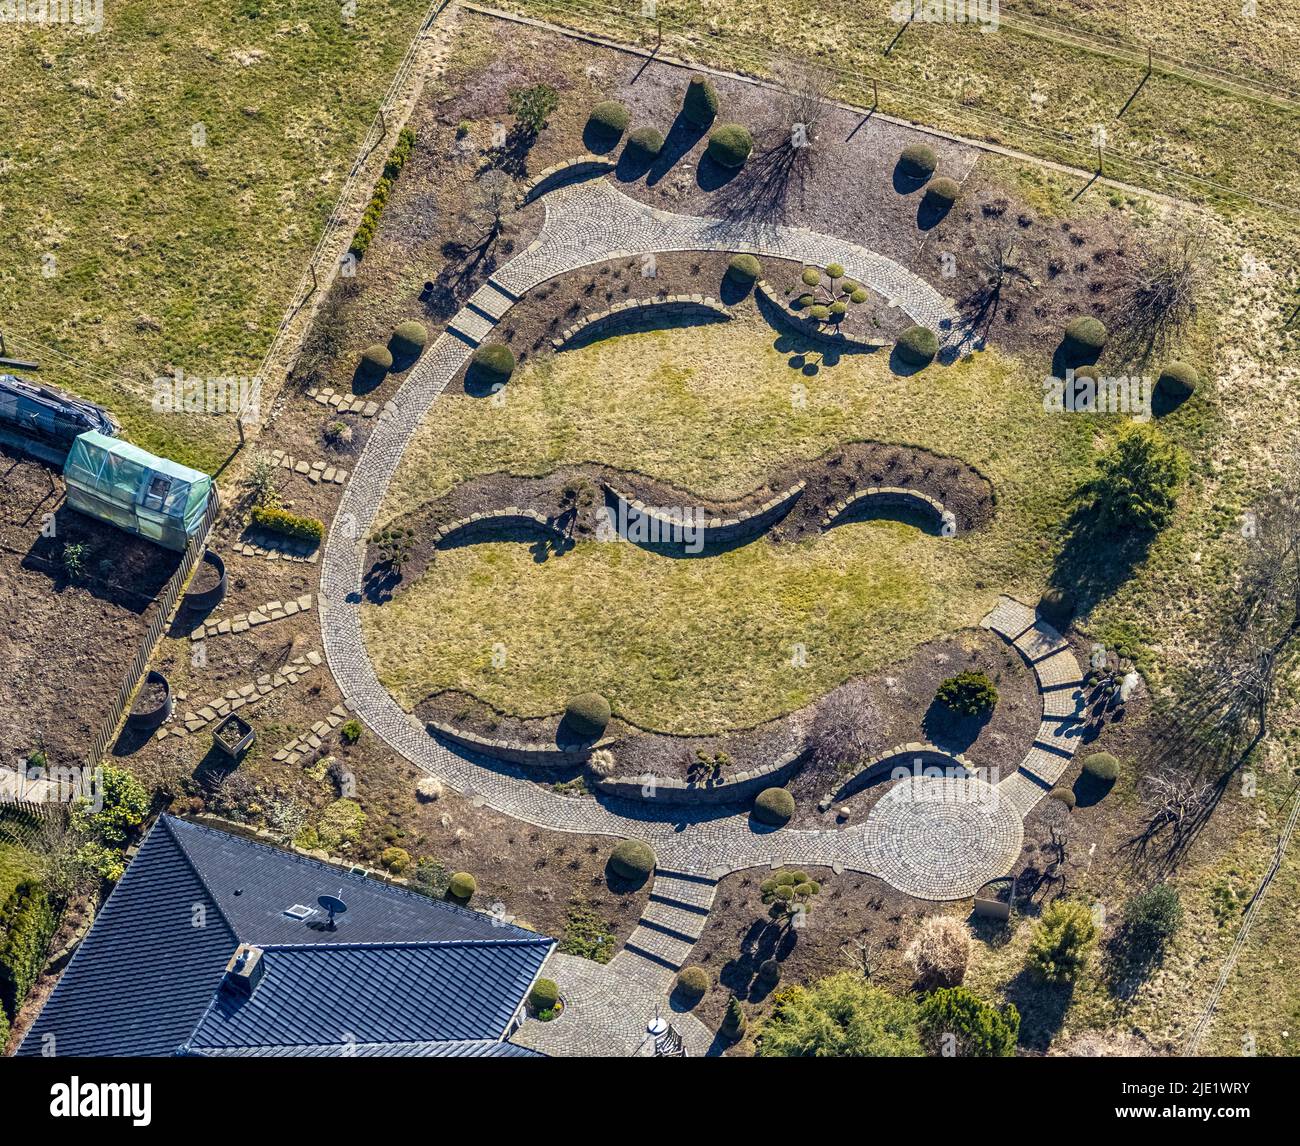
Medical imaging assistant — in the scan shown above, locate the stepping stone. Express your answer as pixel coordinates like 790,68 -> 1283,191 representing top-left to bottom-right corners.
298,594 -> 313,609
294,460 -> 311,474
232,620 -> 249,633
305,650 -> 322,666
239,684 -> 256,697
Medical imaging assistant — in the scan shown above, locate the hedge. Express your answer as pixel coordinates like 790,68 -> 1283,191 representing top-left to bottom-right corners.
469,343 -> 515,386
1082,752 -> 1120,782
588,100 -> 630,138
683,75 -> 719,127
609,839 -> 656,880
895,325 -> 939,366
1157,361 -> 1198,400
382,126 -> 416,181
448,872 -> 477,901
626,126 -> 664,157
899,142 -> 937,179
564,692 -> 610,739
707,124 -> 754,168
0,879 -> 58,1022
249,505 -> 324,544
753,787 -> 795,826
924,176 -> 961,208
676,966 -> 711,998
727,253 -> 762,283
350,128 -> 415,255
529,977 -> 560,1010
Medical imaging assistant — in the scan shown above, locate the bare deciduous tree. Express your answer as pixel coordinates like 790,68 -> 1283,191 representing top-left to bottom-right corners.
809,680 -> 878,775
1114,225 -> 1207,359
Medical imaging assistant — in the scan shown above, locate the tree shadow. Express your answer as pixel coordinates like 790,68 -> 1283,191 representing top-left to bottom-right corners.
1003,968 -> 1075,1053
719,274 -> 754,307
645,112 -> 707,187
362,559 -> 402,604
1046,502 -> 1156,617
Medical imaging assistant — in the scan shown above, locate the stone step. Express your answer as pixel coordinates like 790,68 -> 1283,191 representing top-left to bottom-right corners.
1036,650 -> 1083,689
447,306 -> 495,346
649,872 -> 717,911
1013,620 -> 1071,662
642,897 -> 711,938
623,930 -> 695,970
998,772 -> 1047,817
979,595 -> 1035,640
1019,745 -> 1071,788
467,282 -> 516,320
610,950 -> 677,993
636,916 -> 700,945
1041,684 -> 1086,720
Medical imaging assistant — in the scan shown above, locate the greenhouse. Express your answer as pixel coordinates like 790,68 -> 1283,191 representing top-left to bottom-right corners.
63,431 -> 214,551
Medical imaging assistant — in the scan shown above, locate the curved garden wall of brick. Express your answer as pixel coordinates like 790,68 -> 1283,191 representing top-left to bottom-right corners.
755,280 -> 891,351
822,486 -> 956,534
432,508 -> 566,547
552,295 -> 731,350
603,479 -> 805,547
522,155 -> 617,203
835,742 -> 974,800
426,718 -> 610,767
594,748 -> 803,806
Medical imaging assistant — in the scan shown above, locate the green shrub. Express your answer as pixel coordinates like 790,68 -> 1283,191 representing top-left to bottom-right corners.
588,100 -> 630,138
898,142 -> 937,179
707,123 -> 754,168
447,871 -> 477,901
1121,885 -> 1183,963
1038,587 -> 1074,627
564,693 -> 611,739
0,1003 -> 9,1050
1157,361 -> 1198,400
529,977 -> 560,1010
1063,315 -> 1108,359
753,787 -> 795,826
1049,787 -> 1077,809
756,973 -> 923,1056
757,958 -> 782,985
1081,752 -> 1120,781
918,987 -> 1019,1057
935,671 -> 999,717
359,343 -> 392,379
508,83 -> 560,136
350,175 -> 392,257
801,267 -> 823,287
71,763 -> 148,849
469,343 -> 515,386
924,176 -> 960,208
1088,424 -> 1186,533
727,253 -> 762,283
609,839 -> 656,880
339,719 -> 363,745
683,75 -> 720,127
390,321 -> 428,362
722,995 -> 747,1038
895,325 -> 939,366
1026,900 -> 1098,983
382,126 -> 416,181
249,505 -> 324,544
0,879 -> 58,1022
676,965 -> 711,998
626,126 -> 664,157
380,846 -> 411,874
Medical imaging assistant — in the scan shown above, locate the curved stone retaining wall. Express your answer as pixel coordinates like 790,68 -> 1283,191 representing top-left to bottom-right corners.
835,742 -> 975,800
432,508 -> 566,547
755,279 -> 891,351
594,748 -> 803,806
552,295 -> 730,350
603,479 -> 805,547
822,486 -> 956,534
522,155 -> 617,203
426,718 -> 610,767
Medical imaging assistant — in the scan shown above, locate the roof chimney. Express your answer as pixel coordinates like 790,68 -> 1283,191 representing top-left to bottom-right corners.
221,943 -> 265,996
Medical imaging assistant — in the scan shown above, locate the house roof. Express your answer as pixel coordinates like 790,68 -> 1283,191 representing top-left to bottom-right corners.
18,816 -> 552,1057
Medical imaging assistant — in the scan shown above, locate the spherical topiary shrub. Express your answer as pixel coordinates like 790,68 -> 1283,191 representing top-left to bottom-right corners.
757,958 -> 782,986
448,871 -> 477,901
390,320 -> 428,364
1063,316 -> 1108,360
625,125 -> 664,158
381,846 -> 411,874
587,100 -> 630,139
469,342 -> 515,387
676,965 -> 711,999
359,343 -> 392,380
609,838 -> 656,880
1157,361 -> 1198,401
416,776 -> 443,802
753,787 -> 796,826
727,253 -> 762,283
895,324 -> 939,367
1082,752 -> 1120,782
707,123 -> 754,168
529,977 -> 560,1011
899,142 -> 937,180
1038,587 -> 1075,628
564,692 -> 610,740
923,176 -> 961,208
683,74 -> 720,127
1049,787 -> 1077,810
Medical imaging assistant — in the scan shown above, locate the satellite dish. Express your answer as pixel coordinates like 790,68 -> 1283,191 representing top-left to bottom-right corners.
318,892 -> 348,930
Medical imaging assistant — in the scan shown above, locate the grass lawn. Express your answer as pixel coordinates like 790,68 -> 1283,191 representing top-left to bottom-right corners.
0,0 -> 429,472
365,316 -> 1105,733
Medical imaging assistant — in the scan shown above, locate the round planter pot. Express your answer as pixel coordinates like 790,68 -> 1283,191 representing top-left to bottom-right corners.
183,549 -> 227,613
125,670 -> 173,731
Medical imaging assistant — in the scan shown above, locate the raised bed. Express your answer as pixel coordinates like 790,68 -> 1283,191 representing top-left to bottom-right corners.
125,670 -> 173,731
182,549 -> 227,613
212,712 -> 255,760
